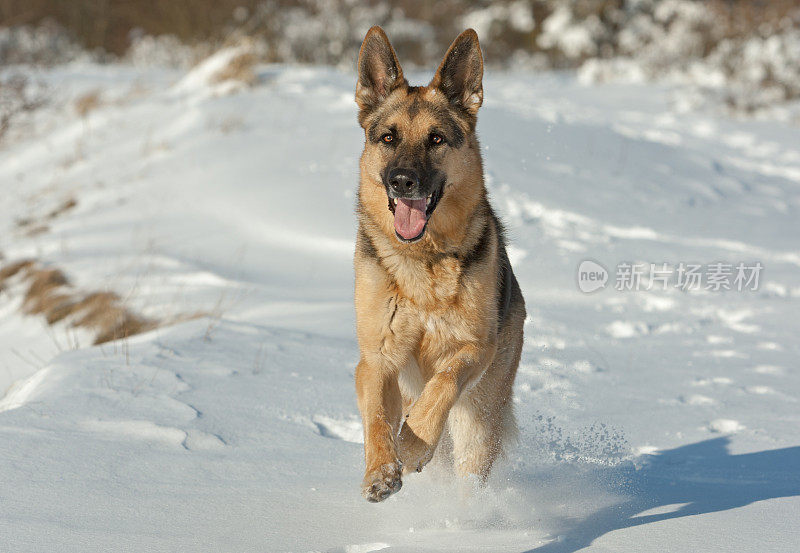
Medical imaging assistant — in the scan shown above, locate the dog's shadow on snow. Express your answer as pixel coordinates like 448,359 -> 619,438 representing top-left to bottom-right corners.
524,436 -> 800,552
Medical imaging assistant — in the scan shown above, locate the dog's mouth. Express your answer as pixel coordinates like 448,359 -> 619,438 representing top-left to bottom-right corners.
387,185 -> 443,243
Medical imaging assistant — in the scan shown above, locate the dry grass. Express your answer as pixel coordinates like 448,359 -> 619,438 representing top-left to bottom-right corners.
0,73 -> 47,142
74,90 -> 101,117
94,313 -> 154,345
45,296 -> 82,324
72,291 -> 155,344
217,115 -> 245,134
0,259 -> 34,281
14,197 -> 76,236
23,268 -> 69,314
23,223 -> 49,236
0,259 -> 33,293
0,259 -> 158,345
47,197 -> 77,219
211,51 -> 257,86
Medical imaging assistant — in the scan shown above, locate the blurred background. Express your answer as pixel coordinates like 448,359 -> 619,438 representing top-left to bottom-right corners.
2,0 -> 800,116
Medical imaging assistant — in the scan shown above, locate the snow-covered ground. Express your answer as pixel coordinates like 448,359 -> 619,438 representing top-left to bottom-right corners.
0,53 -> 799,552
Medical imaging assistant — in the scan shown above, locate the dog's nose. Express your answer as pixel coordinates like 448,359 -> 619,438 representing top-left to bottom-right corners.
388,168 -> 420,196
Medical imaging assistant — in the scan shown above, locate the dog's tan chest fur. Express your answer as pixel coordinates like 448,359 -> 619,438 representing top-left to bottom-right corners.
384,251 -> 460,306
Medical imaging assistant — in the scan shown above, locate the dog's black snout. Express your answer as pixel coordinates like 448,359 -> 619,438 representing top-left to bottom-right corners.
388,168 -> 420,196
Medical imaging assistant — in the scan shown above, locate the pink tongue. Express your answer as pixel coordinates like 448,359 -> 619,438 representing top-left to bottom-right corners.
393,198 -> 427,240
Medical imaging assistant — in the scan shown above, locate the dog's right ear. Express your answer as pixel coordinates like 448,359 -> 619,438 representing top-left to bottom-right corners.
356,26 -> 405,121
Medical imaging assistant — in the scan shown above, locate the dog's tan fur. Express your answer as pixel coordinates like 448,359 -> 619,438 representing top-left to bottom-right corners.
353,26 -> 525,502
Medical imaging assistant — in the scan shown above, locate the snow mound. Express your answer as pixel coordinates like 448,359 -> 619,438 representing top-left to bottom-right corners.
172,43 -> 256,96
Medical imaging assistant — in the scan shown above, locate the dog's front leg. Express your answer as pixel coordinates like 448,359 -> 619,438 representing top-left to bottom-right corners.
397,342 -> 495,473
355,357 -> 403,502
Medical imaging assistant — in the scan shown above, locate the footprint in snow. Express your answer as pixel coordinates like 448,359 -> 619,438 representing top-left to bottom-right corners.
183,429 -> 226,451
679,394 -> 717,406
82,420 -> 226,451
327,543 -> 389,553
707,419 -> 744,434
312,415 -> 363,444
692,377 -> 734,386
744,385 -> 776,395
753,364 -> 785,376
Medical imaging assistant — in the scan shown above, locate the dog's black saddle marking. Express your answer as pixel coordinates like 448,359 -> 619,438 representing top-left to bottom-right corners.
497,244 -> 513,325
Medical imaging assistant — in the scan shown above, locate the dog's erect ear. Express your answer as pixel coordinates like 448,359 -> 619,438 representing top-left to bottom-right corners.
356,26 -> 405,119
430,29 -> 483,117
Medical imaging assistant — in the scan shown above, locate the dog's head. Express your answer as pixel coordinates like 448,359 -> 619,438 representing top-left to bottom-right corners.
356,27 -> 484,244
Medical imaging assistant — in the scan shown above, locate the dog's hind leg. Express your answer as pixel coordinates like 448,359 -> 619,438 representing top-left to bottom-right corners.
448,308 -> 523,481
447,389 -> 515,481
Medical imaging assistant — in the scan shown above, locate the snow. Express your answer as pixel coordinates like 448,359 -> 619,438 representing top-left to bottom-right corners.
0,55 -> 799,551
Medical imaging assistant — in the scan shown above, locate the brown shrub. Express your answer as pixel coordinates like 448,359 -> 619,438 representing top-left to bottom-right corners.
0,73 -> 47,141
0,0 -> 260,55
3,0 -> 799,75
709,0 -> 800,38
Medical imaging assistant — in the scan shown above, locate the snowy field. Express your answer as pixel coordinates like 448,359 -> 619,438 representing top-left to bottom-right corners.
0,52 -> 799,552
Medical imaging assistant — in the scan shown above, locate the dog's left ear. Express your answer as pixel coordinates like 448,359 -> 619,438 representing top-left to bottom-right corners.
430,29 -> 483,117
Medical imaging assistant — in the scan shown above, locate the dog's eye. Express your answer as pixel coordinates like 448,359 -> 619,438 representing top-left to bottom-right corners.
429,133 -> 443,145
381,133 -> 394,144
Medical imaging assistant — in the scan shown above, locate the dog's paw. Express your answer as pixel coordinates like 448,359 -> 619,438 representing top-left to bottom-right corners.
397,421 -> 435,475
361,461 -> 403,502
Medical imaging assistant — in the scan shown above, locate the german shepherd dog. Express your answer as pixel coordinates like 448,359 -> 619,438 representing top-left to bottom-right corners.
353,26 -> 526,502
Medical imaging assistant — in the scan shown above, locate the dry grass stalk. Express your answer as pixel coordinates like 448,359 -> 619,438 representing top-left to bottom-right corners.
24,224 -> 50,237
48,197 -> 77,219
74,90 -> 101,117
